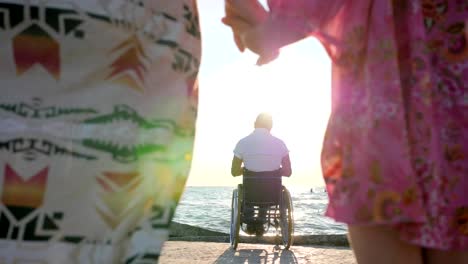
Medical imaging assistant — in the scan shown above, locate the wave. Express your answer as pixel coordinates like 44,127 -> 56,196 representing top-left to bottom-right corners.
173,186 -> 347,235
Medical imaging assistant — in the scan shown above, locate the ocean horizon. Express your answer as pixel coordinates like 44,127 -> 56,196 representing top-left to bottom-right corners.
173,186 -> 347,236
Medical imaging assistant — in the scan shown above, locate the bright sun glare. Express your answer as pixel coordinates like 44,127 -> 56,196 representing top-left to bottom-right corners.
188,38 -> 332,188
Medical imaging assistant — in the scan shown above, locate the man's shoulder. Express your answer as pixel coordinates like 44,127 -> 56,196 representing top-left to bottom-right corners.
238,132 -> 256,142
238,132 -> 286,146
269,135 -> 288,152
269,134 -> 286,144
235,134 -> 251,148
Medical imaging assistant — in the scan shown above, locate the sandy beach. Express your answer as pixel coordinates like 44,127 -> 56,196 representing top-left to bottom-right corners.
159,241 -> 356,264
164,222 -> 355,263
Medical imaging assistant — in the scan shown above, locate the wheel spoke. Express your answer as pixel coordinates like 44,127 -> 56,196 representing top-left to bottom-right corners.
281,187 -> 294,249
230,186 -> 242,250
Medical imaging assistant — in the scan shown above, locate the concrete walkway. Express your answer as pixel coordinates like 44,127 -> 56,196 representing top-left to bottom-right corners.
159,241 -> 356,264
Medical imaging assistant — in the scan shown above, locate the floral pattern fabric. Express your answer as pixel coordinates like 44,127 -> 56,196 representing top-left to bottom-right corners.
267,0 -> 468,250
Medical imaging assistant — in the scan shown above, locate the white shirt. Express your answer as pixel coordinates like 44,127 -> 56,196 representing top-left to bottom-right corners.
233,128 -> 289,172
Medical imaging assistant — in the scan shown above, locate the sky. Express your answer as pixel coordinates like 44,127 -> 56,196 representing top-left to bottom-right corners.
186,0 -> 332,187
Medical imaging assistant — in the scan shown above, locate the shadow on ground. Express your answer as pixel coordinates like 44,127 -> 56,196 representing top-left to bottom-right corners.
214,246 -> 298,264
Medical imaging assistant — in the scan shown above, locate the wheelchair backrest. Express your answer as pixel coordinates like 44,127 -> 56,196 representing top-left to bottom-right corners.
242,171 -> 282,204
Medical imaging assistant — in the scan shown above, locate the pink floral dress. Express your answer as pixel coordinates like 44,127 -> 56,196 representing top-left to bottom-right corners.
266,0 -> 468,250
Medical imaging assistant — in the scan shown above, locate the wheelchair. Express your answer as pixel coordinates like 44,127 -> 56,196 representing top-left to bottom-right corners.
229,170 -> 294,250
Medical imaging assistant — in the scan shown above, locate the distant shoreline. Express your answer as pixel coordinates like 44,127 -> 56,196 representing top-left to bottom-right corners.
169,221 -> 349,247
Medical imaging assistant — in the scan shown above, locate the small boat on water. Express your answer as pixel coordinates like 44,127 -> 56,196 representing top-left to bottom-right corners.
310,187 -> 327,193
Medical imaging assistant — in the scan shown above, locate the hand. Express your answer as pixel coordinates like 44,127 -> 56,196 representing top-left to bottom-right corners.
222,0 -> 266,52
222,16 -> 279,65
222,0 -> 278,64
223,0 -> 267,25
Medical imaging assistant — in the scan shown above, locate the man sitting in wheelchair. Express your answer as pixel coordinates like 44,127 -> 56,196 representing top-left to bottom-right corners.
231,113 -> 292,236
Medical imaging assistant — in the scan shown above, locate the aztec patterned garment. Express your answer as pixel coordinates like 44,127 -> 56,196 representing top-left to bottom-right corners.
266,0 -> 468,250
0,0 -> 200,263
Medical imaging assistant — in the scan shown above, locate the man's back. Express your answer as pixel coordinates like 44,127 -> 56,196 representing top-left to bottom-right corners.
231,113 -> 291,177
234,128 -> 288,172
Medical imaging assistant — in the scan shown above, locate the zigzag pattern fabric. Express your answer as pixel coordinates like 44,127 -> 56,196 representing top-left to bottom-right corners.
0,1 -> 200,262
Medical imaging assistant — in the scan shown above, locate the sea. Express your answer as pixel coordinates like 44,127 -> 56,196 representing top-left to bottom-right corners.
173,186 -> 347,235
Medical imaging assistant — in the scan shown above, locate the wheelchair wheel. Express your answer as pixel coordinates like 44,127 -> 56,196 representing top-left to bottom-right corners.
280,187 -> 294,249
230,185 -> 242,249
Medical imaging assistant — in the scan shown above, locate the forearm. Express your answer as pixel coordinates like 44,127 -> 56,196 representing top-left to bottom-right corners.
231,166 -> 243,177
263,15 -> 309,49
231,168 -> 243,177
231,156 -> 244,176
280,166 -> 292,177
261,0 -> 345,53
280,154 -> 292,177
